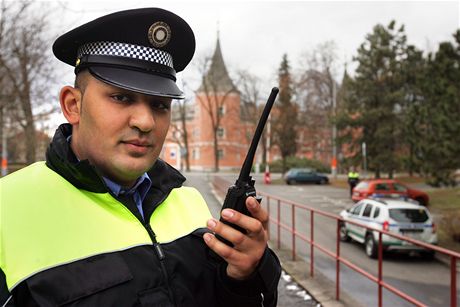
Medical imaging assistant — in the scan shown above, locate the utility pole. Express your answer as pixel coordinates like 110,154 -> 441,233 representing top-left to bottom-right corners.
264,115 -> 271,184
331,79 -> 337,179
362,142 -> 367,179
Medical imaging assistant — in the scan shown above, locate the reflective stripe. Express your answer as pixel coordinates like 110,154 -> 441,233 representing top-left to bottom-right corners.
0,162 -> 211,290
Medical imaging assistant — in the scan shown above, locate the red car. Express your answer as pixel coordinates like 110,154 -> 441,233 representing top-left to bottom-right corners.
351,179 -> 429,206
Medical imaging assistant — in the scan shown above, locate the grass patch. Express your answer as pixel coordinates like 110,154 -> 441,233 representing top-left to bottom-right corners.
427,187 -> 460,210
426,187 -> 460,253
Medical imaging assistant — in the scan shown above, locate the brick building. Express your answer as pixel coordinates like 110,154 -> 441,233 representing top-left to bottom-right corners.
163,36 -> 253,171
162,36 -> 336,172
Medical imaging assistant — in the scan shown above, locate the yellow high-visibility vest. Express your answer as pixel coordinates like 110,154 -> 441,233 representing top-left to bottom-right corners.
0,162 -> 212,291
348,172 -> 359,179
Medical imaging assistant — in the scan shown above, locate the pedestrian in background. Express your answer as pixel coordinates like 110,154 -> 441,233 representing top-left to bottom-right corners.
348,167 -> 360,197
0,8 -> 280,306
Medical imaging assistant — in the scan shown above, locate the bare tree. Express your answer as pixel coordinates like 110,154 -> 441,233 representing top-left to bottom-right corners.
0,0 -> 58,164
194,49 -> 238,172
297,41 -> 339,162
168,81 -> 194,171
236,70 -> 271,165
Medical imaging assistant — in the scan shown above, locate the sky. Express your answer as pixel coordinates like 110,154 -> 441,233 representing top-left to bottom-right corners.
42,0 -> 460,128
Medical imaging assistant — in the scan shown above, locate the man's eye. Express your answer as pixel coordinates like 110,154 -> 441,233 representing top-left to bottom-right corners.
111,94 -> 133,103
154,102 -> 171,110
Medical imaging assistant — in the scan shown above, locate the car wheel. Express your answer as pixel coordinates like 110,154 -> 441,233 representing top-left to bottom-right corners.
415,197 -> 427,206
365,233 -> 377,258
421,250 -> 435,260
287,180 -> 296,185
339,223 -> 350,242
320,178 -> 327,185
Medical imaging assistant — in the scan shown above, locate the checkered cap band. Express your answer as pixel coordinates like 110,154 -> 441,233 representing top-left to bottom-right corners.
77,41 -> 173,68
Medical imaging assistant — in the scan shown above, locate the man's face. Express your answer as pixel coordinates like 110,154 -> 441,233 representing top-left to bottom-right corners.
70,75 -> 172,186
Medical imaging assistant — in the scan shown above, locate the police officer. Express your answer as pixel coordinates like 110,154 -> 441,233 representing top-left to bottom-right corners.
0,8 -> 280,306
348,167 -> 360,197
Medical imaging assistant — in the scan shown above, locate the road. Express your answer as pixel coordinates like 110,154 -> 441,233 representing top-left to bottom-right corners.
182,172 -> 319,307
205,172 -> 460,307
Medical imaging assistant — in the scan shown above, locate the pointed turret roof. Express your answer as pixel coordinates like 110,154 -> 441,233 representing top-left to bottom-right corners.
198,35 -> 236,93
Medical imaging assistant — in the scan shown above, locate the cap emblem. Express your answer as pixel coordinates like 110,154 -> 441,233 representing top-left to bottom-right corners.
148,21 -> 171,48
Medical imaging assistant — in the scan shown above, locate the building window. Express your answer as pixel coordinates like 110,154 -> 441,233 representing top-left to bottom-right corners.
192,148 -> 200,160
217,127 -> 225,138
217,149 -> 224,160
218,106 -> 225,116
193,128 -> 200,138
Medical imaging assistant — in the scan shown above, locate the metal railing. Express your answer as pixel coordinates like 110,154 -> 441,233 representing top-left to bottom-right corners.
212,176 -> 460,307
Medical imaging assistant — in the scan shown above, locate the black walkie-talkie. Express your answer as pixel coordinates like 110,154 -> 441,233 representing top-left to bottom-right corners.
219,87 -> 279,236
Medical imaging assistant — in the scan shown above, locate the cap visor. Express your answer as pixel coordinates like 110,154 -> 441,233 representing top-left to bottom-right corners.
89,66 -> 184,99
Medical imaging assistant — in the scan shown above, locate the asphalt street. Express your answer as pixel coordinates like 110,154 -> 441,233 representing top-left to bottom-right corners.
213,172 -> 460,307
183,172 -> 320,307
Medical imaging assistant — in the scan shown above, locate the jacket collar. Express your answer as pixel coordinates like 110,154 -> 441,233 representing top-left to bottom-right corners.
45,123 -> 185,194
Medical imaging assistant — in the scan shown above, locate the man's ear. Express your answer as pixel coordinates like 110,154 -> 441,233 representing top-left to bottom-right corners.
60,86 -> 82,125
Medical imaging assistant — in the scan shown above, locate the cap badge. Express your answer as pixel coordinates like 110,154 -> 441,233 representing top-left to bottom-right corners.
148,21 -> 171,48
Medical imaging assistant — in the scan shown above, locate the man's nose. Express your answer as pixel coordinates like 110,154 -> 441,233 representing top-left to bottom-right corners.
128,102 -> 155,133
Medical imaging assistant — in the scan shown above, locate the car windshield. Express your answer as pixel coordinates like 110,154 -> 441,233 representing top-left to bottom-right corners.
393,183 -> 408,192
389,208 -> 429,223
375,183 -> 391,191
355,182 -> 368,190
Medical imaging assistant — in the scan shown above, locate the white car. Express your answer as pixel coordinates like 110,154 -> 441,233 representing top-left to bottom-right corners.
339,198 -> 438,258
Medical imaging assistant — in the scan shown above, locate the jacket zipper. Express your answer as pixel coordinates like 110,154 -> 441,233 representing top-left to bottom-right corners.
144,222 -> 176,306
105,188 -> 177,306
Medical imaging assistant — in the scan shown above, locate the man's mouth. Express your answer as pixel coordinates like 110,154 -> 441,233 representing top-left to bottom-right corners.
122,139 -> 153,147
121,140 -> 153,155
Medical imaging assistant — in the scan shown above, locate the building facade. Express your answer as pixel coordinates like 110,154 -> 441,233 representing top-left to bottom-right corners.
163,37 -> 254,171
162,36 -> 336,172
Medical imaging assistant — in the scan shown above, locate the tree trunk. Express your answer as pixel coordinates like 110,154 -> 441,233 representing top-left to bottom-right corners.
388,169 -> 393,179
21,88 -> 35,164
180,111 -> 190,172
281,155 -> 287,174
213,131 -> 219,172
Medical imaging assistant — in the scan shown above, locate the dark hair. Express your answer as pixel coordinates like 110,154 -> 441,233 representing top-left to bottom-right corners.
74,70 -> 90,95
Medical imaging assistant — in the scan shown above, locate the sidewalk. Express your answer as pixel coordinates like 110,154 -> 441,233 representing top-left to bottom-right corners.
270,246 -> 361,307
210,180 -> 355,307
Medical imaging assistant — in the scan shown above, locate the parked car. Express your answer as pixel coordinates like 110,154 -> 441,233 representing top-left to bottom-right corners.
339,198 -> 438,258
351,179 -> 429,206
284,168 -> 329,185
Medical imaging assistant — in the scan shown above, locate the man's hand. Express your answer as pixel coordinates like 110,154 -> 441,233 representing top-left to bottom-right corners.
203,197 -> 268,280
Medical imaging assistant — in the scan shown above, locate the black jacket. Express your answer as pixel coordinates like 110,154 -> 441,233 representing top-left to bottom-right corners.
0,124 -> 281,307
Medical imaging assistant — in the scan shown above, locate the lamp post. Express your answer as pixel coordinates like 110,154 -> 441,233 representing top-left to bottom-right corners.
331,81 -> 337,178
362,142 -> 367,179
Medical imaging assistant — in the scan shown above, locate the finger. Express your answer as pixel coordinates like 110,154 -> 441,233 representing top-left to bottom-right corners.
203,232 -> 243,261
220,209 -> 265,236
245,197 -> 269,230
207,217 -> 247,246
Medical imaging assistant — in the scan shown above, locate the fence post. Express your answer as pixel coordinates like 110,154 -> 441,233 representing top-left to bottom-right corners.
310,211 -> 314,277
277,199 -> 281,250
378,232 -> 383,307
336,219 -> 341,300
292,205 -> 296,261
452,256 -> 457,307
266,197 -> 270,240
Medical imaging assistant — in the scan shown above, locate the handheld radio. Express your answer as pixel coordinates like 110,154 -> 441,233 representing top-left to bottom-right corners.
219,87 -> 279,235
